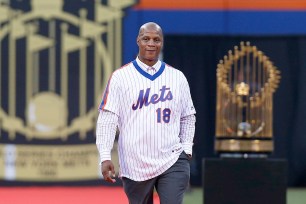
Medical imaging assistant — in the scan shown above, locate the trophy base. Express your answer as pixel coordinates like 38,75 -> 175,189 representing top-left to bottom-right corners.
219,153 -> 268,159
215,137 -> 273,153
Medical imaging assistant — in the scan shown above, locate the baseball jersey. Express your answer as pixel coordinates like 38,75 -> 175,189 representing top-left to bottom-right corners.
98,57 -> 196,181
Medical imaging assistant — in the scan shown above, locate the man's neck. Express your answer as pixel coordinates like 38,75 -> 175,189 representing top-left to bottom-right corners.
138,57 -> 158,67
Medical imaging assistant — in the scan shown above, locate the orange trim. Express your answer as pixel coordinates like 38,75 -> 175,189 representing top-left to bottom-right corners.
100,62 -> 131,111
135,0 -> 306,10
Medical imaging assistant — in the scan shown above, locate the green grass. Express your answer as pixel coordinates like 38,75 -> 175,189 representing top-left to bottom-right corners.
183,188 -> 203,204
183,187 -> 306,204
287,188 -> 306,204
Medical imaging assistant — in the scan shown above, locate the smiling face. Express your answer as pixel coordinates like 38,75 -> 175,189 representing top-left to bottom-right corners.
137,23 -> 163,66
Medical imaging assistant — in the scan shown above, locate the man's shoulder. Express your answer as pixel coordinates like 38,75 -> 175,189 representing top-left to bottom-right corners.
119,61 -> 133,71
164,63 -> 184,75
113,62 -> 133,75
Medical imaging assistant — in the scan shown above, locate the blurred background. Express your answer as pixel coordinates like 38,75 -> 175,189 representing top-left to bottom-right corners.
1,0 -> 306,203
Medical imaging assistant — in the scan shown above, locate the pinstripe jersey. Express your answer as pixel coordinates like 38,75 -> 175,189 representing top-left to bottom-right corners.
98,58 -> 196,181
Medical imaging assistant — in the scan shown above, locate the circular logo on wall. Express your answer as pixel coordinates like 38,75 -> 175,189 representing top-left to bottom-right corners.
0,0 -> 137,141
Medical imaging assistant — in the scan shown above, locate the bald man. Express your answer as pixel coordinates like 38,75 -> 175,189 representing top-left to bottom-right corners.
96,22 -> 196,204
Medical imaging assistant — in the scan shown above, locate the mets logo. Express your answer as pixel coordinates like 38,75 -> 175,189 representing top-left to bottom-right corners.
0,0 -> 137,141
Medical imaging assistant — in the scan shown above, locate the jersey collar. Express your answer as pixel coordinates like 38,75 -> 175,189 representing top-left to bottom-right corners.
133,59 -> 165,81
136,57 -> 161,72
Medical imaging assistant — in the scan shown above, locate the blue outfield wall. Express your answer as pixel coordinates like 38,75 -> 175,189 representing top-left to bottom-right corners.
123,9 -> 306,64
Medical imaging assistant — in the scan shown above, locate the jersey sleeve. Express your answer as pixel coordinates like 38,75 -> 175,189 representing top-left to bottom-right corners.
96,110 -> 118,163
180,73 -> 196,117
98,73 -> 120,115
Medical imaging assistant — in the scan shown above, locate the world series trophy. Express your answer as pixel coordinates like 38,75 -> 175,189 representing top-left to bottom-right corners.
215,42 -> 281,157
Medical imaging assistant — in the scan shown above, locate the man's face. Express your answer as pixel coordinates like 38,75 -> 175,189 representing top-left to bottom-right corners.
137,28 -> 163,64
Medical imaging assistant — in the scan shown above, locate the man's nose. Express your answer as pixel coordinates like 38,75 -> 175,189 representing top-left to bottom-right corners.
148,39 -> 155,46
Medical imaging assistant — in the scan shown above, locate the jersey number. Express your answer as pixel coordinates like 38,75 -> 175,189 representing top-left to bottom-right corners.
156,108 -> 171,123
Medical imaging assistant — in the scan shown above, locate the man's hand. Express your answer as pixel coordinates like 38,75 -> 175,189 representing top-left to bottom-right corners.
101,160 -> 116,183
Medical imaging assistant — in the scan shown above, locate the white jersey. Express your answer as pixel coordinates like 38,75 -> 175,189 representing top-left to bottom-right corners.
98,58 -> 196,181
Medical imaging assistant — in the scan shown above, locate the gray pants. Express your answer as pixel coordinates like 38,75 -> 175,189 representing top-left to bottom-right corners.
122,151 -> 190,204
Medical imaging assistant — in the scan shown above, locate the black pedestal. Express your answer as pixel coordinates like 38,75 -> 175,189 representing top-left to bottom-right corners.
202,158 -> 287,204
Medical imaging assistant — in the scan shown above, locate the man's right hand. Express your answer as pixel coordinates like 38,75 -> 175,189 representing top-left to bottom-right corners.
101,160 -> 116,183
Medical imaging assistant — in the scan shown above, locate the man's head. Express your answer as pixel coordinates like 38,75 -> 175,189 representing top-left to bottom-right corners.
137,22 -> 163,66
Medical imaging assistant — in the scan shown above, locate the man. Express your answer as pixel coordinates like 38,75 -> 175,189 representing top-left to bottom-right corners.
96,22 -> 196,204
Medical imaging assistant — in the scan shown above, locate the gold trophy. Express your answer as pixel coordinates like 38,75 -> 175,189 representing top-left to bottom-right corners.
215,42 -> 280,156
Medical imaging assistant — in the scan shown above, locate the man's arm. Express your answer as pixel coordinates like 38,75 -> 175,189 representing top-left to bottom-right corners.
179,114 -> 196,159
96,110 -> 118,182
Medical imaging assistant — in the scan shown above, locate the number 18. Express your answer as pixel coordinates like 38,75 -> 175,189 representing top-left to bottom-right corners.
156,108 -> 171,123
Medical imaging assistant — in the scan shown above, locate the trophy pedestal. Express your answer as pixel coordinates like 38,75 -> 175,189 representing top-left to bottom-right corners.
215,137 -> 274,153
202,158 -> 287,204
